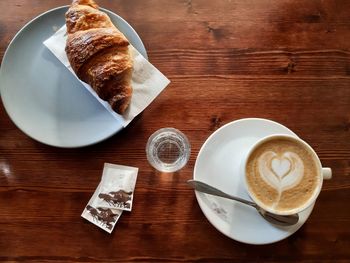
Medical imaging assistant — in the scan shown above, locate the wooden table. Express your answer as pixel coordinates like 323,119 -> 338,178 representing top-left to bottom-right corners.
1,0 -> 349,262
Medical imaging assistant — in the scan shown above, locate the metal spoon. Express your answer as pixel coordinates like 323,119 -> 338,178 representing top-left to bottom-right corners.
187,180 -> 299,226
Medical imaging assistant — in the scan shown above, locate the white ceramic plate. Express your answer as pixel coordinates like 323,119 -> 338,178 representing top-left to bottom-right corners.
0,6 -> 147,148
193,118 -> 314,245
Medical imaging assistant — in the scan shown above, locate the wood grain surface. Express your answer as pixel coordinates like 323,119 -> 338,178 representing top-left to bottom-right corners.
0,0 -> 349,262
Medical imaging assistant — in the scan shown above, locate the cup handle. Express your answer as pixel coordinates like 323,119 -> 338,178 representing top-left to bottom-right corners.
322,168 -> 332,180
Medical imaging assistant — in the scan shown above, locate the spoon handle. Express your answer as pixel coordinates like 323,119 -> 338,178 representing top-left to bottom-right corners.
187,180 -> 256,207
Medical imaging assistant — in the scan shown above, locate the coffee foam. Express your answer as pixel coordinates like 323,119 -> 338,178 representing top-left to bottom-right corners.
246,137 -> 320,213
258,151 -> 304,193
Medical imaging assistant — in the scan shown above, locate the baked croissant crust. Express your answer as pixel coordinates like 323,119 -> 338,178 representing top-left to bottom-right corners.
65,0 -> 133,114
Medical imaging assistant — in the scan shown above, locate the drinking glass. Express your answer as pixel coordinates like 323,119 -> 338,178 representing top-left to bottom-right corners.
146,128 -> 191,173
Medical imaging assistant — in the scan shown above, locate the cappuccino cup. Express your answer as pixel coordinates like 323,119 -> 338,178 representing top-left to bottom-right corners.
244,134 -> 331,216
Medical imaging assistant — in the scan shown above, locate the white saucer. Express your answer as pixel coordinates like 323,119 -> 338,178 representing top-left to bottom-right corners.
0,6 -> 147,148
193,118 -> 314,245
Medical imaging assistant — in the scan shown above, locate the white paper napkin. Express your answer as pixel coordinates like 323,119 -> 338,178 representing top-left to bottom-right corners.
44,25 -> 170,126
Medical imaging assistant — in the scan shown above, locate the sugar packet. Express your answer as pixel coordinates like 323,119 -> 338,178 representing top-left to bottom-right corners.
81,163 -> 138,233
81,181 -> 123,234
93,163 -> 138,211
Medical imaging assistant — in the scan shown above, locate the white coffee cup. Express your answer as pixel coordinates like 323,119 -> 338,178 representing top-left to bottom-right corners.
243,134 -> 331,215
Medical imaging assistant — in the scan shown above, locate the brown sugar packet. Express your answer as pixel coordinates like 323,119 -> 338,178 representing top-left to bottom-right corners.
93,163 -> 138,212
81,181 -> 122,234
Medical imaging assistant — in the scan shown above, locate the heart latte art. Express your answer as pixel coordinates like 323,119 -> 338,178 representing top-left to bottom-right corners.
246,138 -> 320,213
258,151 -> 304,192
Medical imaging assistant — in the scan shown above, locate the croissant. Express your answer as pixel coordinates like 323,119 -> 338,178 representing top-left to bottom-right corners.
65,0 -> 133,114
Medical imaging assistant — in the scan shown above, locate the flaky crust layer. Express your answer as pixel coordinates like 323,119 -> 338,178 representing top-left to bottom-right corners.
65,0 -> 133,114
